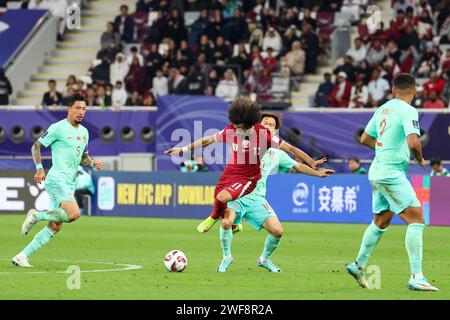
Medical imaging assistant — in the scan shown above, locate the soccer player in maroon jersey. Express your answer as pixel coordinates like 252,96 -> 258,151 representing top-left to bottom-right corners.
165,97 -> 326,233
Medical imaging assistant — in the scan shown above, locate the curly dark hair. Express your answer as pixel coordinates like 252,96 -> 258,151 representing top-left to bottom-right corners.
228,97 -> 261,129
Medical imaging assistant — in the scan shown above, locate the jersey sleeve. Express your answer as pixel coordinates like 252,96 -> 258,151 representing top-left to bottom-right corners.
266,128 -> 284,149
214,124 -> 233,143
402,107 -> 421,136
278,150 -> 297,170
364,116 -> 378,138
38,124 -> 58,147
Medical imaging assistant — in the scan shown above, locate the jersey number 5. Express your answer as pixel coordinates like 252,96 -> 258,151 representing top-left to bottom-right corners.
76,146 -> 81,157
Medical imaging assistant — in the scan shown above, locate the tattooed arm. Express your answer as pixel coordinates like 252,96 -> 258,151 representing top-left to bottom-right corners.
80,151 -> 103,169
32,141 -> 46,183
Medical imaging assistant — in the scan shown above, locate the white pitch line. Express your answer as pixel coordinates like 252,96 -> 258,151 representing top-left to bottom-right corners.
0,260 -> 143,275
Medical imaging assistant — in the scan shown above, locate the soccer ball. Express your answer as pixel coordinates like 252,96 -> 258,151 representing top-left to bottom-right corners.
164,250 -> 188,272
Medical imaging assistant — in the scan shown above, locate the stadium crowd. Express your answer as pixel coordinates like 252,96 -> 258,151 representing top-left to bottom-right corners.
4,0 -> 449,108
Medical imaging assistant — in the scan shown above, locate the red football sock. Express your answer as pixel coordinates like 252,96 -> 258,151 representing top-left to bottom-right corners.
211,198 -> 227,219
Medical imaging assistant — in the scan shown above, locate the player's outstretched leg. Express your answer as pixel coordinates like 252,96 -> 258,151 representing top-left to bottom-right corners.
217,209 -> 236,272
401,207 -> 439,291
346,213 -> 391,288
21,208 -> 68,235
198,189 -> 231,233
13,222 -> 62,268
257,217 -> 282,272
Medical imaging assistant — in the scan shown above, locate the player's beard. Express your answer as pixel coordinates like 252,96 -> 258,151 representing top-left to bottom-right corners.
74,119 -> 81,125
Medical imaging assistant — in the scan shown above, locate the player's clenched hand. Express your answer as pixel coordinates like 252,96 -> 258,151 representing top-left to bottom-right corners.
419,159 -> 427,169
34,169 -> 46,184
318,168 -> 335,178
164,147 -> 183,155
93,160 -> 103,170
311,157 -> 328,169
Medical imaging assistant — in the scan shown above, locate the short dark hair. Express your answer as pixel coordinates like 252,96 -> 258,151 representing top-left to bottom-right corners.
348,157 -> 360,163
393,73 -> 416,90
67,92 -> 87,107
430,157 -> 442,166
48,79 -> 56,85
261,112 -> 281,129
120,5 -> 128,10
228,97 -> 261,128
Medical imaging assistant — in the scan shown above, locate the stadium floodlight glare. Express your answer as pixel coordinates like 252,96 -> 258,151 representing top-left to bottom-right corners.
10,125 -> 26,144
0,126 -> 5,144
120,126 -> 135,143
140,127 -> 155,144
30,125 -> 44,142
101,126 -> 115,143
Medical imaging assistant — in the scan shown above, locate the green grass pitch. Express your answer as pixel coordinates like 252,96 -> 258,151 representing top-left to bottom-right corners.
0,214 -> 449,299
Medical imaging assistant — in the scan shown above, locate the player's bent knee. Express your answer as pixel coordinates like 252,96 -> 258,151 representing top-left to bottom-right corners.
272,228 -> 283,238
67,209 -> 81,222
48,222 -> 62,234
221,220 -> 232,230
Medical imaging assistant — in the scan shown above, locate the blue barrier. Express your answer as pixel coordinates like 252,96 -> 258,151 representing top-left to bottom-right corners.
91,171 -> 406,225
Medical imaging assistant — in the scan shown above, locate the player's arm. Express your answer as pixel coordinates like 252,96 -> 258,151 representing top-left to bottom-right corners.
164,135 -> 216,155
292,162 -> 335,178
407,134 -> 426,168
31,140 -> 45,184
279,141 -> 327,169
403,108 -> 426,168
80,151 -> 103,170
361,115 -> 378,149
360,131 -> 377,149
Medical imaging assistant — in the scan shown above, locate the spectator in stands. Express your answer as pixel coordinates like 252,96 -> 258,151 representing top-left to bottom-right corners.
215,68 -> 239,102
397,24 -> 420,51
416,44 -> 440,78
125,90 -> 142,106
263,48 -> 277,75
224,8 -> 249,44
95,85 -> 111,108
114,4 -> 134,43
349,75 -> 369,108
212,36 -> 231,64
399,45 -> 420,74
196,34 -> 213,61
329,72 -> 352,108
430,157 -> 450,176
166,8 -> 186,45
112,81 -> 128,107
0,68 -> 13,106
92,56 -> 111,86
126,56 -> 148,94
190,8 -> 210,45
61,87 -> 74,106
136,0 -> 156,12
281,25 -> 301,56
346,37 -> 367,65
412,86 -> 425,109
423,71 -> 445,98
29,0 -> 68,41
152,69 -> 168,98
110,53 -> 129,86
204,85 -> 214,96
194,155 -> 209,172
368,68 -> 390,107
441,70 -> 450,105
250,44 -> 264,71
279,8 -> 299,34
263,27 -> 282,57
168,67 -> 188,94
142,91 -> 156,106
366,39 -> 386,68
314,72 -> 333,108
126,46 -> 144,67
42,79 -> 63,107
187,65 -> 207,95
300,22 -> 319,74
66,75 -> 77,88
440,49 -> 450,73
260,7 -> 278,31
285,41 -> 305,77
423,90 -> 446,109
348,157 -> 367,174
177,40 -> 194,66
207,9 -> 224,41
393,0 -> 413,17
229,43 -> 251,72
299,8 -> 316,30
101,22 -> 121,50
355,59 -> 373,85
250,28 -> 264,49
86,87 -> 96,106
145,43 -> 164,76
207,69 -> 219,90
333,55 -> 356,83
